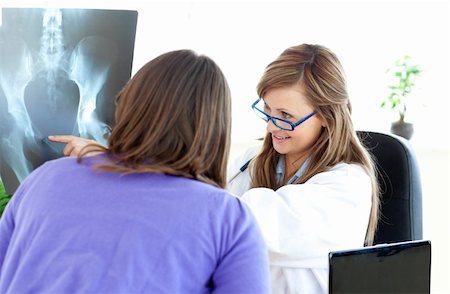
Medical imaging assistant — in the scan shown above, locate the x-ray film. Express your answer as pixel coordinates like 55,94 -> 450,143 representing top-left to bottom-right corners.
0,8 -> 138,194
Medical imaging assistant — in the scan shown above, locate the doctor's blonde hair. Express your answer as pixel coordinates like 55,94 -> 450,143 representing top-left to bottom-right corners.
251,44 -> 380,245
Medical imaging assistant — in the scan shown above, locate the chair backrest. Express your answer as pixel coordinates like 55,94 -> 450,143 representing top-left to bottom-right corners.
356,131 -> 423,244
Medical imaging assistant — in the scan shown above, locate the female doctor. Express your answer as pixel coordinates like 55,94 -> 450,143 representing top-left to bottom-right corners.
227,43 -> 380,294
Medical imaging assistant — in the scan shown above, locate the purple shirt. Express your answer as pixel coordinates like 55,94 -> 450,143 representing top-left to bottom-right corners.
0,155 -> 270,293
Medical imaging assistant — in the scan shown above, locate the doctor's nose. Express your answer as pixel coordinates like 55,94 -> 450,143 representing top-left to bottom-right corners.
266,119 -> 280,133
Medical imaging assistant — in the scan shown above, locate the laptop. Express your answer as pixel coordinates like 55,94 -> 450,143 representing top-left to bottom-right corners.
329,240 -> 431,294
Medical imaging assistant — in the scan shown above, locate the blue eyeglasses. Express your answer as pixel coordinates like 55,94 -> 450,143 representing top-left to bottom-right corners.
252,98 -> 317,131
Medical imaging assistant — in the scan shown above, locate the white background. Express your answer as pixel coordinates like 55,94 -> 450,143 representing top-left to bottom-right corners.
2,0 -> 449,292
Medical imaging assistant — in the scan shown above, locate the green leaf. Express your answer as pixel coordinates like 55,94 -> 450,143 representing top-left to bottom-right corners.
381,54 -> 421,121
0,180 -> 12,218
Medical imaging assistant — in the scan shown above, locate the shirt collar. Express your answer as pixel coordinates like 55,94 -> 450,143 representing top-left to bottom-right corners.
276,155 -> 311,185
276,156 -> 285,183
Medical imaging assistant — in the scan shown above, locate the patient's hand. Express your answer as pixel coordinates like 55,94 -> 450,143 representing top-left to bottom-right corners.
48,135 -> 100,157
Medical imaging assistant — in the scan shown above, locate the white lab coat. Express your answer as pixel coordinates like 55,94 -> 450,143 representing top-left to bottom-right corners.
227,145 -> 372,294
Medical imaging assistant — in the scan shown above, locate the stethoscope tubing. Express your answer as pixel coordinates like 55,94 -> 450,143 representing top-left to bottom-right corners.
228,158 -> 252,183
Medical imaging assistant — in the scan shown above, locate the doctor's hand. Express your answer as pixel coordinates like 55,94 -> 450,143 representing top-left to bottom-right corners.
47,135 -> 99,157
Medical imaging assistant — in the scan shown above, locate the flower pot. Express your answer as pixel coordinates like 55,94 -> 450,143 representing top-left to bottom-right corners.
391,121 -> 414,140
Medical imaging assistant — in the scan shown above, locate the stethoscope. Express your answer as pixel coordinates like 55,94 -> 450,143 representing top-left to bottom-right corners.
228,157 -> 308,185
228,158 -> 253,183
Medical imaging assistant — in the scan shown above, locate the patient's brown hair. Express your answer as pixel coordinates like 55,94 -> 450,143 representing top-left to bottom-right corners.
79,50 -> 231,188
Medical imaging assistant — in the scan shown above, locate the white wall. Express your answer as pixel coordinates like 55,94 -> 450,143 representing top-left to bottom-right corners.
135,1 -> 450,151
2,0 -> 449,292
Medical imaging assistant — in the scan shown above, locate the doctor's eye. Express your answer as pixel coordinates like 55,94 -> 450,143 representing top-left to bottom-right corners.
281,111 -> 293,119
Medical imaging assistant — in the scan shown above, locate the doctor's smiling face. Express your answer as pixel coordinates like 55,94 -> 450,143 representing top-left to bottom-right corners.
263,84 -> 324,164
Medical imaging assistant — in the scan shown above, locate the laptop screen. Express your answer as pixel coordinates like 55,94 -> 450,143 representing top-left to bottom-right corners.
329,240 -> 431,294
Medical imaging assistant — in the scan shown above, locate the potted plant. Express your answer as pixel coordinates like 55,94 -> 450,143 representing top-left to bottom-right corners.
380,55 -> 422,140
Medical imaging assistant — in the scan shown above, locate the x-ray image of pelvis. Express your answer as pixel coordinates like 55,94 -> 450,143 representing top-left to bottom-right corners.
0,8 -> 138,194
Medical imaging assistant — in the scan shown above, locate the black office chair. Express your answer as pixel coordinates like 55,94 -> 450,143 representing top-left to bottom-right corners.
356,130 -> 423,245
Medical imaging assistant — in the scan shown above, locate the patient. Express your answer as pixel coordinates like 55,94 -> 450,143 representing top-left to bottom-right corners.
0,49 -> 270,293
